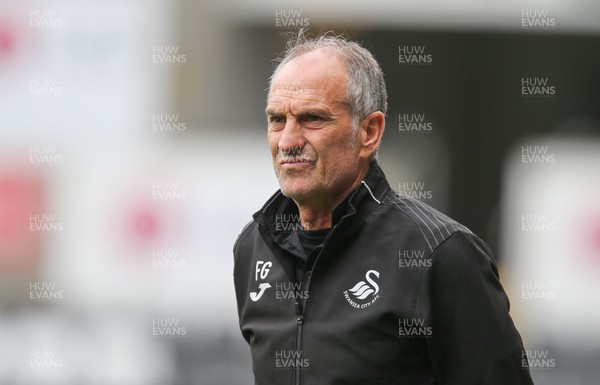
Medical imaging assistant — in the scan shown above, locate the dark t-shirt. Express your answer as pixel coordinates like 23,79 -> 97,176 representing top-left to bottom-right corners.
295,228 -> 331,282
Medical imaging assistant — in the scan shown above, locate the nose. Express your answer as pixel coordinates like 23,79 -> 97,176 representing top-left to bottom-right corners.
278,117 -> 305,154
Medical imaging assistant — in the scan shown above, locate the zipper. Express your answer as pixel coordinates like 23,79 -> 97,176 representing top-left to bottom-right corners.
292,213 -> 352,384
292,224 -> 339,385
294,301 -> 303,385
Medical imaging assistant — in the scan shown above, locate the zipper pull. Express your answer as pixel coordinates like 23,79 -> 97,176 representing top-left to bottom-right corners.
294,301 -> 303,324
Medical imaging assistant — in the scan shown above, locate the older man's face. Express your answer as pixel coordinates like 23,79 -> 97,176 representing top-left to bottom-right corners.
266,50 -> 363,205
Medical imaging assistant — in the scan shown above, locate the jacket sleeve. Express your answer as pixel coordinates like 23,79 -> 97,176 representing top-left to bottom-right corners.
424,231 -> 534,385
232,220 -> 255,344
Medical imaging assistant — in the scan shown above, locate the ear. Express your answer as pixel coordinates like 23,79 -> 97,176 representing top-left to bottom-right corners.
358,111 -> 385,160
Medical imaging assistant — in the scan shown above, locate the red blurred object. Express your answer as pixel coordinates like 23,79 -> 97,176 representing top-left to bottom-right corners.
0,25 -> 15,55
118,197 -> 174,257
0,168 -> 44,272
586,216 -> 600,260
133,208 -> 159,239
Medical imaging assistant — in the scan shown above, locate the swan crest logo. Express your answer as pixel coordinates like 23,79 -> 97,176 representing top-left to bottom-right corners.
343,270 -> 380,309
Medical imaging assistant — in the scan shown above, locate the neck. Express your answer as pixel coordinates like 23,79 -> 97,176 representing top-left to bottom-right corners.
297,205 -> 334,230
295,165 -> 370,230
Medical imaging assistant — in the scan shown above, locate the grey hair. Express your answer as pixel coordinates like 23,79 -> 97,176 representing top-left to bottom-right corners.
268,30 -> 387,160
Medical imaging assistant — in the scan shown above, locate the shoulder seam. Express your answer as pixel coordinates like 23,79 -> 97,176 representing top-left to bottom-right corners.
381,191 -> 470,252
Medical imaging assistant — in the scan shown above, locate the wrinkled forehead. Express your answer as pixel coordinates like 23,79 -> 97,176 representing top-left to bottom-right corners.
268,50 -> 348,102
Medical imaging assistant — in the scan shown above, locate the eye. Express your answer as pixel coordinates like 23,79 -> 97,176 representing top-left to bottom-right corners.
301,114 -> 326,126
269,115 -> 286,125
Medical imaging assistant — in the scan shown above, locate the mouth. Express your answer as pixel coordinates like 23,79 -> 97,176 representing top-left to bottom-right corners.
279,158 -> 313,168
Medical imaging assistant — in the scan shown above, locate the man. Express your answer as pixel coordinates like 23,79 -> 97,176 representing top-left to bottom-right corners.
233,32 -> 534,385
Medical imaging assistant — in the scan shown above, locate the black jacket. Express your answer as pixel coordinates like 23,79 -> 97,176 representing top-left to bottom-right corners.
233,161 -> 534,385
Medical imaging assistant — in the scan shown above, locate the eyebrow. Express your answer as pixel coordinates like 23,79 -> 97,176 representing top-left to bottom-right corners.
265,107 -> 332,117
265,107 -> 280,116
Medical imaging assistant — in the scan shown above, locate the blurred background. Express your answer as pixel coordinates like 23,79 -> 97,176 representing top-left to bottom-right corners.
1,0 -> 599,384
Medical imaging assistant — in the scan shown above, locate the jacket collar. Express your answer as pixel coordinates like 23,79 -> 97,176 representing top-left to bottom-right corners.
252,160 -> 390,281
